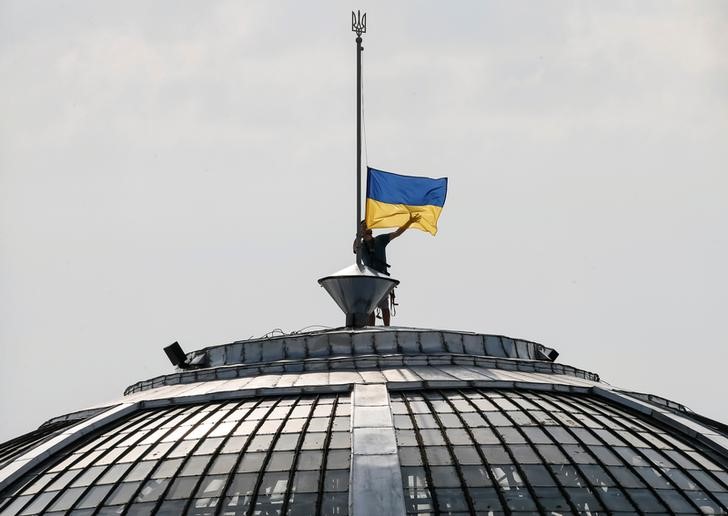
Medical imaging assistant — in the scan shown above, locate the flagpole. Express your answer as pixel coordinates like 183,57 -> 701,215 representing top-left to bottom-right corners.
352,11 -> 366,266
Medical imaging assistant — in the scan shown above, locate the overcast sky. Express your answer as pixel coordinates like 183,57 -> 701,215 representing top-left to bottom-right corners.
1,1 -> 726,442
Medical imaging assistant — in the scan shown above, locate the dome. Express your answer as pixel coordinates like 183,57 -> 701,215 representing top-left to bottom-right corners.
0,327 -> 726,515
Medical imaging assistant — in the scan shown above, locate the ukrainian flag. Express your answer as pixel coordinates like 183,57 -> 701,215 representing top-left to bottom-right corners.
366,167 -> 448,236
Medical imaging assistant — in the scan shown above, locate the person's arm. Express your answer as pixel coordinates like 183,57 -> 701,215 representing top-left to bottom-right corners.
389,213 -> 421,241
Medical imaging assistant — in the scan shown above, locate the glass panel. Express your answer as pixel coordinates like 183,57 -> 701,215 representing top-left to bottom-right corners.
326,449 -> 351,470
288,492 -> 318,516
70,465 -> 106,487
606,466 -> 645,488
470,487 -> 502,513
579,464 -> 615,487
98,464 -> 132,484
424,446 -> 451,466
167,439 -> 196,458
247,434 -> 274,452
238,452 -> 266,473
507,445 -> 540,464
48,487 -> 85,511
429,466 -> 461,488
562,444 -> 596,464
320,493 -> 348,515
194,475 -> 227,499
401,467 -> 429,489
502,490 -> 537,511
125,461 -> 156,482
307,418 -> 329,432
328,432 -> 350,449
19,491 -> 56,514
403,487 -> 434,513
626,488 -> 667,512
564,487 -> 603,512
490,464 -> 523,489
452,445 -> 480,465
534,444 -> 569,464
480,444 -> 512,464
589,445 -> 622,466
614,446 -> 649,467
598,486 -> 635,512
435,488 -> 469,511
223,473 -> 257,498
167,477 -> 198,499
460,412 -> 487,428
480,445 -> 511,463
658,490 -> 699,514
444,428 -> 470,445
460,465 -> 492,487
544,427 -> 577,444
76,484 -> 115,509
207,454 -> 237,475
297,450 -> 323,471
266,451 -> 295,472
179,455 -> 211,476
519,465 -> 552,487
551,464 -> 585,487
684,490 -> 722,514
194,437 -> 224,455
688,470 -> 724,493
135,478 -> 169,503
633,466 -> 672,489
418,430 -> 446,446
323,469 -> 349,492
151,458 -> 183,479
495,427 -> 526,444
438,413 -> 461,427
531,486 -> 570,512
107,481 -> 142,505
521,427 -> 551,444
47,470 -> 79,490
470,428 -> 499,445
292,471 -> 317,493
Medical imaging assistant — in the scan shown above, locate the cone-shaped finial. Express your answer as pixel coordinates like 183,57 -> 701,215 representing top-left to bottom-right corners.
318,263 -> 399,327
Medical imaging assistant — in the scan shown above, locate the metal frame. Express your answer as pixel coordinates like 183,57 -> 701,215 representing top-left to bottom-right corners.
574,393 -> 727,512
389,387 -> 727,515
0,406 -> 183,513
0,394 -> 354,516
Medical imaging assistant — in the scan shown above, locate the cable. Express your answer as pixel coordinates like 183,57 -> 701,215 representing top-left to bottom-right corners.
254,325 -> 334,339
258,328 -> 286,339
292,325 -> 333,334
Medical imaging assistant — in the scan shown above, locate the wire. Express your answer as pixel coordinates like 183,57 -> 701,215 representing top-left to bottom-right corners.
254,325 -> 334,339
258,328 -> 286,339
292,325 -> 333,334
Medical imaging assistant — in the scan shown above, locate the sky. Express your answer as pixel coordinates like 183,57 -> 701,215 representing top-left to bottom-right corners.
1,1 -> 726,442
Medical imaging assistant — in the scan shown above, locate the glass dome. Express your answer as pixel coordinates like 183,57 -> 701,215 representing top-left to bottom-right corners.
0,328 -> 726,515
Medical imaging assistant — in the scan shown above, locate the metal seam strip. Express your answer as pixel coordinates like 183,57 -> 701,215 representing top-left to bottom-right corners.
350,384 -> 406,516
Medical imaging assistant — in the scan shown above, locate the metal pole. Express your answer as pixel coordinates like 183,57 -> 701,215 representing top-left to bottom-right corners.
352,11 -> 366,266
356,35 -> 362,244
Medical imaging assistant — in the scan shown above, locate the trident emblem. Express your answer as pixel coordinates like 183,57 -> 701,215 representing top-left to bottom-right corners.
352,10 -> 367,37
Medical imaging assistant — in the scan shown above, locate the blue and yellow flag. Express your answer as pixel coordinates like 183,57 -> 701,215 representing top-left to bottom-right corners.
366,167 -> 448,235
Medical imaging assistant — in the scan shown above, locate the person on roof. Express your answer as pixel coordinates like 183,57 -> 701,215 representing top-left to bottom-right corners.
353,212 -> 421,326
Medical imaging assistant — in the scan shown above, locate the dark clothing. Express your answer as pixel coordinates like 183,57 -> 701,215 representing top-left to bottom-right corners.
361,234 -> 391,274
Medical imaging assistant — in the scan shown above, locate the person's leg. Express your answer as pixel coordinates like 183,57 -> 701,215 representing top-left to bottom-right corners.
368,312 -> 376,326
376,297 -> 389,326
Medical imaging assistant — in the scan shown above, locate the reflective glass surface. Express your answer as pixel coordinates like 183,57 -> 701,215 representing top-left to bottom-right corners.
0,394 -> 350,516
0,421 -> 76,470
393,390 -> 728,515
